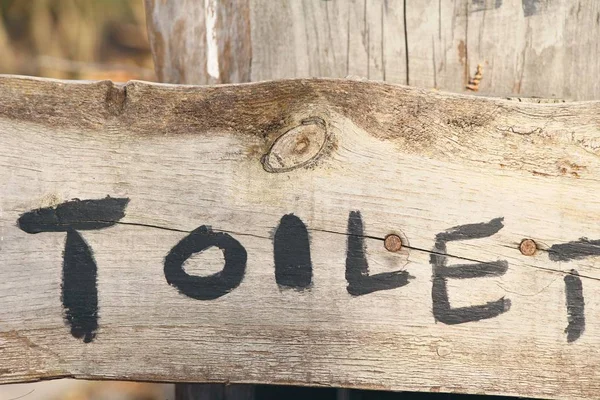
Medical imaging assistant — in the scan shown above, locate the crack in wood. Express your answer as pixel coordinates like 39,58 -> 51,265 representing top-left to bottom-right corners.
403,0 -> 409,85
110,222 -> 600,283
14,212 -> 600,284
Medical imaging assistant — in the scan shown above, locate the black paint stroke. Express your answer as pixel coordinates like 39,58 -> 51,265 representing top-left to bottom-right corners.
165,225 -> 247,300
564,269 -> 585,343
431,217 -> 511,324
522,0 -> 542,17
274,214 -> 312,289
440,260 -> 508,279
471,0 -> 503,12
435,217 -> 505,243
18,197 -> 130,233
62,228 -> 98,343
548,238 -> 600,262
18,196 -> 129,343
345,211 -> 411,296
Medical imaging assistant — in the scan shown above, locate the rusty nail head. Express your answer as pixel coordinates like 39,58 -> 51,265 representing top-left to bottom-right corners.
384,234 -> 403,252
519,239 -> 537,256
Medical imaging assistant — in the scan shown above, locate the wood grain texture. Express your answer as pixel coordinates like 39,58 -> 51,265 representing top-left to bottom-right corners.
1,75 -> 600,399
408,0 -> 600,99
144,0 -> 600,99
249,0 -> 408,83
144,0 -> 251,84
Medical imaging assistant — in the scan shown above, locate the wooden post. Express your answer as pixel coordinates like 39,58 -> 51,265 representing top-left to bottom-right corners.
144,0 -> 251,85
145,0 -> 600,100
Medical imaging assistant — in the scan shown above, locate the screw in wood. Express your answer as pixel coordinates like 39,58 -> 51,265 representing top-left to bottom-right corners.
519,239 -> 537,256
384,234 -> 403,252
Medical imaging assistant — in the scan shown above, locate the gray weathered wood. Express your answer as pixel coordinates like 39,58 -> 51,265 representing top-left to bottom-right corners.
145,0 -> 600,99
408,0 -> 600,99
1,75 -> 600,399
249,0 -> 408,83
144,0 -> 251,84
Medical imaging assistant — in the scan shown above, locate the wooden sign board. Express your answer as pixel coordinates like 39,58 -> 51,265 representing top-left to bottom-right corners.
1,75 -> 600,399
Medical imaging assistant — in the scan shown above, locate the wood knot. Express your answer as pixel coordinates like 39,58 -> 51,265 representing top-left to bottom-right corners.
261,117 -> 329,173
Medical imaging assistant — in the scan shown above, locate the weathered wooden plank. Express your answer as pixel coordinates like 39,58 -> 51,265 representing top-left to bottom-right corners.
1,75 -> 600,399
145,0 -> 600,99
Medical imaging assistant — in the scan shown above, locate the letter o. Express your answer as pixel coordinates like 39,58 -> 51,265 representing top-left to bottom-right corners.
164,226 -> 247,300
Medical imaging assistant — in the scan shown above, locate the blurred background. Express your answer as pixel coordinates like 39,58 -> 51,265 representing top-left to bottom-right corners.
1,380 -> 173,400
0,0 -> 154,82
0,4 -> 167,400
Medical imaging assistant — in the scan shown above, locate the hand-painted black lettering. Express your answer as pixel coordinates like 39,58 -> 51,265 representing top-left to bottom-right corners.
564,269 -> 585,343
274,214 -> 312,289
164,226 -> 247,300
548,238 -> 597,341
63,228 -> 98,343
548,238 -> 600,262
471,0 -> 503,12
17,196 -> 130,233
345,211 -> 411,296
17,196 -> 129,343
431,217 -> 510,324
522,0 -> 542,17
